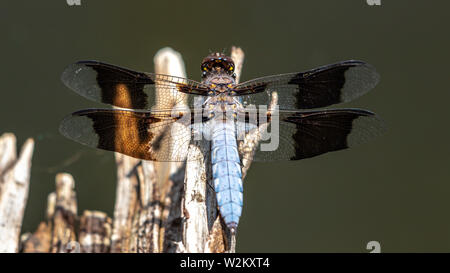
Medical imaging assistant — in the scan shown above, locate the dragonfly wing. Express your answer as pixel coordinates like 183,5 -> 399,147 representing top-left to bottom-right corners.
59,108 -> 199,161
61,61 -> 211,111
234,60 -> 379,110
238,108 -> 385,161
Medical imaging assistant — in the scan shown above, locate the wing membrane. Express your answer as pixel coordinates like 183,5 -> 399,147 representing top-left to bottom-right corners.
238,108 -> 385,161
59,108 -> 196,161
234,60 -> 379,110
61,61 -> 211,111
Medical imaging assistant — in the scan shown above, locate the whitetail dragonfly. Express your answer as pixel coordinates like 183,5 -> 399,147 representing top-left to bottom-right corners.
59,52 -> 384,233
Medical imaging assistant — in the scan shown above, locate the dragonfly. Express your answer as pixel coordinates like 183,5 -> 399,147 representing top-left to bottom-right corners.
59,52 -> 384,233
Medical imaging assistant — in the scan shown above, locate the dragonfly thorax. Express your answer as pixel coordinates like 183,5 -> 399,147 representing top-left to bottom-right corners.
204,74 -> 236,93
204,94 -> 241,120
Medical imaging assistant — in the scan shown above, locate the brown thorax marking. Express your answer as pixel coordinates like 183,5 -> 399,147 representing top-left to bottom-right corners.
204,94 -> 241,120
200,52 -> 241,120
207,75 -> 235,92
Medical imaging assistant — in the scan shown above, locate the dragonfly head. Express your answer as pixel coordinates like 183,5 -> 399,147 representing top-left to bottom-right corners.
201,52 -> 235,79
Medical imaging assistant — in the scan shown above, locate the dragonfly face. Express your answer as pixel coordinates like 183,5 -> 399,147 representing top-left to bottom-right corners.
201,52 -> 236,81
59,52 -> 385,232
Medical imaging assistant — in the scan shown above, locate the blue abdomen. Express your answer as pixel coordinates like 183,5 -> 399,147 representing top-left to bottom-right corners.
211,120 -> 243,232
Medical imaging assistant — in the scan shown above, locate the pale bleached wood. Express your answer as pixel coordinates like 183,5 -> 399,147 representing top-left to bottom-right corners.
231,46 -> 245,84
23,173 -> 78,253
153,47 -> 187,193
0,133 -> 16,172
0,133 -> 34,253
182,143 -> 211,252
111,47 -> 188,253
112,151 -> 164,253
135,161 -> 161,253
79,210 -> 112,253
110,154 -> 140,252
21,192 -> 55,253
232,46 -> 278,179
153,48 -> 189,252
239,92 -> 278,179
21,173 -> 113,253
205,216 -> 227,253
51,173 -> 78,253
161,165 -> 185,252
20,222 -> 51,253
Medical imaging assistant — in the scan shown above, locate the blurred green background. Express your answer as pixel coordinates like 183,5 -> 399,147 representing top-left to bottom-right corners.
1,0 -> 449,252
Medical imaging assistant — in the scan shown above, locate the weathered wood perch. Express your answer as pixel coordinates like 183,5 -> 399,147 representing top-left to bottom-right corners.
0,46 -> 263,253
0,133 -> 34,253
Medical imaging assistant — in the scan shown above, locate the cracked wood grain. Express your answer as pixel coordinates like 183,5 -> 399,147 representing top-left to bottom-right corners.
0,133 -> 34,253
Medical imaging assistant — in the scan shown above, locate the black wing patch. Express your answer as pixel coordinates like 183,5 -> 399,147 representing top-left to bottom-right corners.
283,109 -> 384,160
61,61 -> 211,111
233,60 -> 379,110
238,108 -> 385,161
59,108 -> 196,161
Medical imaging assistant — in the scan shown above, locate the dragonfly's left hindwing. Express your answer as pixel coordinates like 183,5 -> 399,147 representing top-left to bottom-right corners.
237,108 -> 385,161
